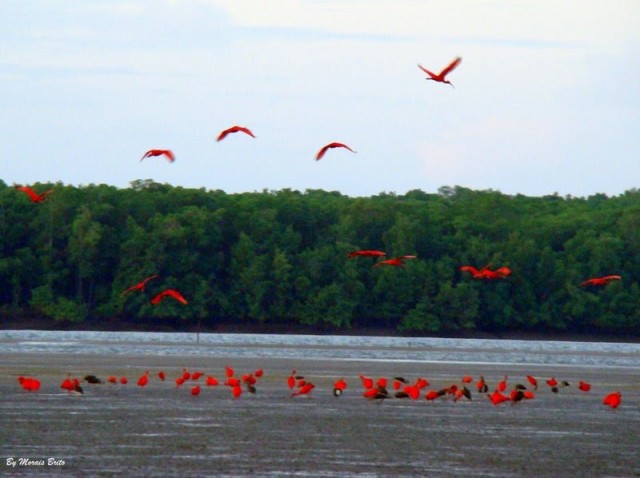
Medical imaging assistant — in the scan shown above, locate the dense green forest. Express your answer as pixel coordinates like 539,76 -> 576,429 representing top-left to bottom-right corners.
1,179 -> 639,337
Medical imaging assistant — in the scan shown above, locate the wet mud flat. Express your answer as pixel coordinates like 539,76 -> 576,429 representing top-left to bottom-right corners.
1,352 -> 639,477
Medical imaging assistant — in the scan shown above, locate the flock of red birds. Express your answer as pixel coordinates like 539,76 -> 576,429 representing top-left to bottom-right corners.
12,53 -> 621,294
346,249 -> 620,289
11,55 -> 627,413
16,366 -> 623,409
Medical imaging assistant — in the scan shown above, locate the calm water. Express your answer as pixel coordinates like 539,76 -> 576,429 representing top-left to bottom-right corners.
1,330 -> 639,368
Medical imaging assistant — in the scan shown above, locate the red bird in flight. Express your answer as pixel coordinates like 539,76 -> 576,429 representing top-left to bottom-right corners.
460,265 -> 511,280
140,149 -> 175,162
373,255 -> 417,268
150,289 -> 188,305
579,275 -> 622,287
16,185 -> 53,203
217,125 -> 256,142
418,57 -> 462,87
121,274 -> 160,296
347,250 -> 386,259
315,142 -> 356,161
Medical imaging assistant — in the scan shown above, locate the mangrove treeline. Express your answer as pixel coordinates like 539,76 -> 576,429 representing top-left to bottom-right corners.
2,179 -> 640,336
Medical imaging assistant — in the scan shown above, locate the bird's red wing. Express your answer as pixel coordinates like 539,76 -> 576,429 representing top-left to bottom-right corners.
602,275 -> 622,282
238,126 -> 255,138
141,274 -> 160,285
216,130 -> 229,142
348,250 -> 386,258
439,57 -> 462,77
151,289 -> 187,305
317,142 -> 356,160
495,267 -> 512,277
315,145 -> 330,160
417,64 -> 436,78
121,284 -> 140,296
17,186 -> 39,202
163,150 -> 175,162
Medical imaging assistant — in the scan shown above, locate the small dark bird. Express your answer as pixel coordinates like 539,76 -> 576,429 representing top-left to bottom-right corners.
84,375 -> 103,384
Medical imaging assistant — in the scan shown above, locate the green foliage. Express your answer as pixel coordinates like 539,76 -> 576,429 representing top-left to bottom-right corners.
2,180 -> 639,337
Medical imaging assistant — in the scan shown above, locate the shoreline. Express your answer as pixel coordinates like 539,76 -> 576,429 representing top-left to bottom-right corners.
1,316 -> 638,343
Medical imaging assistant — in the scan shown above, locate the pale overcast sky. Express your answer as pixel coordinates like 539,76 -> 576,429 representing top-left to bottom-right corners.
2,1 -> 639,197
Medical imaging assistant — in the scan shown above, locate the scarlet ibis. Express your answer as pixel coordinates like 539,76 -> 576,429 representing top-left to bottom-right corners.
580,275 -> 622,287
191,385 -> 201,396
121,274 -> 160,295
16,185 -> 53,203
404,385 -> 421,400
158,371 -> 166,381
578,381 -> 591,392
425,390 -> 440,401
107,376 -> 117,384
417,57 -> 462,87
347,250 -> 386,259
150,289 -> 188,305
364,385 -> 389,401
497,375 -> 508,393
460,265 -> 511,280
461,375 -> 473,384
216,125 -> 255,142
18,376 -> 41,392
315,142 -> 356,161
373,255 -> 417,268
206,376 -> 219,386
603,391 -> 621,409
140,149 -> 175,162
292,382 -> 315,397
476,376 -> 488,393
359,374 -> 374,389
526,375 -> 538,390
225,366 -> 234,378
489,390 -> 511,405
254,369 -> 264,378
333,378 -> 348,397
137,371 -> 149,387
119,377 -> 128,385
61,376 -> 83,394
373,258 -> 405,267
231,385 -> 242,399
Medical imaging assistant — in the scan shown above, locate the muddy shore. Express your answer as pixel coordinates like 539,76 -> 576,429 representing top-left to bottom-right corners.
2,348 -> 639,477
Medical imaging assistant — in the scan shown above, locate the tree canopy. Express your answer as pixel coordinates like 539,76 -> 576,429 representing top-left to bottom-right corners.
2,179 -> 639,337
